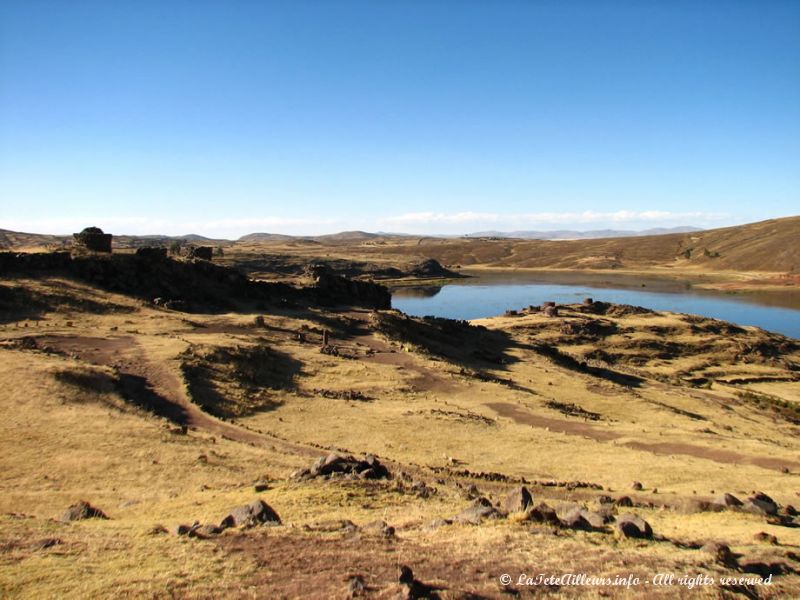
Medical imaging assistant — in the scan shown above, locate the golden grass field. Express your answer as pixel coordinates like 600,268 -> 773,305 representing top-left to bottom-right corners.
1,220 -> 800,599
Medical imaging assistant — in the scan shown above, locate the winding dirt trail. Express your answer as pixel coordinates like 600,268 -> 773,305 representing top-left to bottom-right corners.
35,335 -> 321,458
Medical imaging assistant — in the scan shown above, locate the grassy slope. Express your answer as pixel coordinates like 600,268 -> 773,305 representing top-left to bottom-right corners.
1,276 -> 800,597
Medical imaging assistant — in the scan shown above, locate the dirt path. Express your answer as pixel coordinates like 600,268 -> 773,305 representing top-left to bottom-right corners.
487,401 -> 800,472
34,335 -> 320,458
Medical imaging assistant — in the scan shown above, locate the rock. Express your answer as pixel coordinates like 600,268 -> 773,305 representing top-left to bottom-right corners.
597,495 -> 615,505
173,523 -> 193,536
454,498 -> 500,525
253,476 -> 271,493
525,503 -> 561,526
560,509 -> 593,531
427,519 -> 451,529
745,492 -> 779,516
219,499 -> 281,529
543,305 -> 559,317
714,493 -> 743,508
614,496 -> 634,507
464,484 -> 481,499
631,481 -> 643,491
362,520 -> 395,537
296,453 -> 391,480
399,566 -> 440,600
701,541 -> 738,567
191,524 -> 223,538
60,500 -> 108,522
754,531 -> 779,545
147,525 -> 169,535
616,514 -> 653,539
740,561 -> 787,577
503,486 -> 533,514
785,505 -> 798,517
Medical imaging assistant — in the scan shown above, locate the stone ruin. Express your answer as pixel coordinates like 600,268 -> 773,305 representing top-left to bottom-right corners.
186,246 -> 213,261
72,227 -> 112,253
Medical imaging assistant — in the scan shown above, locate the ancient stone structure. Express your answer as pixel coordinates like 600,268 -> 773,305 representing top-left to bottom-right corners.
73,227 -> 112,253
186,246 -> 213,261
135,246 -> 167,260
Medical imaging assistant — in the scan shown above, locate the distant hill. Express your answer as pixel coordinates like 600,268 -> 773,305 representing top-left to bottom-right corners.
0,229 -> 229,250
465,226 -> 702,240
410,216 -> 800,273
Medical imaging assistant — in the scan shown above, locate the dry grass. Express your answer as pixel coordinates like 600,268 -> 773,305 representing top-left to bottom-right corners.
1,274 -> 800,598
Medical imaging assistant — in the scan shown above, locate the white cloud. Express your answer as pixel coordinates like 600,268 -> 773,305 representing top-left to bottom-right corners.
1,209 -> 733,238
379,210 -> 729,227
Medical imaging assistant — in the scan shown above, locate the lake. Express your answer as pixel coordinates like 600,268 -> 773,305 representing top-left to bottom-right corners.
390,271 -> 800,339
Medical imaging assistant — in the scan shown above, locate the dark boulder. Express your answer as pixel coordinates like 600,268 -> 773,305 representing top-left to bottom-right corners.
525,503 -> 561,526
503,486 -> 533,514
745,492 -> 779,516
616,514 -> 653,539
219,499 -> 281,529
454,498 -> 501,525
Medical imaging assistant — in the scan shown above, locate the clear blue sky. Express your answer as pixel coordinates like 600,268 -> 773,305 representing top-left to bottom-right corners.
1,0 -> 799,237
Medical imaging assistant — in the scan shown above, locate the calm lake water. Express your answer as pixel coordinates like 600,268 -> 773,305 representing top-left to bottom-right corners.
391,272 -> 800,339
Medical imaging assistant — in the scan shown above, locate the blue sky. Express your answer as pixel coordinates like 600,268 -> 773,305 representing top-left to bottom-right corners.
1,0 -> 799,237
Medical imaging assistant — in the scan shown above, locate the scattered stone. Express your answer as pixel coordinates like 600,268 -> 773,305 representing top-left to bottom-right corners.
173,523 -> 193,536
754,531 -> 779,545
614,496 -> 634,507
503,486 -> 533,514
701,541 -> 738,567
745,492 -> 779,516
454,498 -> 501,525
525,503 -> 561,526
147,525 -> 169,536
560,509 -> 594,531
616,514 -> 653,539
60,500 -> 108,522
219,499 -> 281,529
561,508 -> 609,531
427,519 -> 452,529
597,495 -> 615,505
254,476 -> 271,493
191,524 -> 223,538
739,561 -> 788,577
631,481 -> 643,491
303,520 -> 358,533
292,453 -> 390,480
714,493 -> 743,509
464,484 -> 481,499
